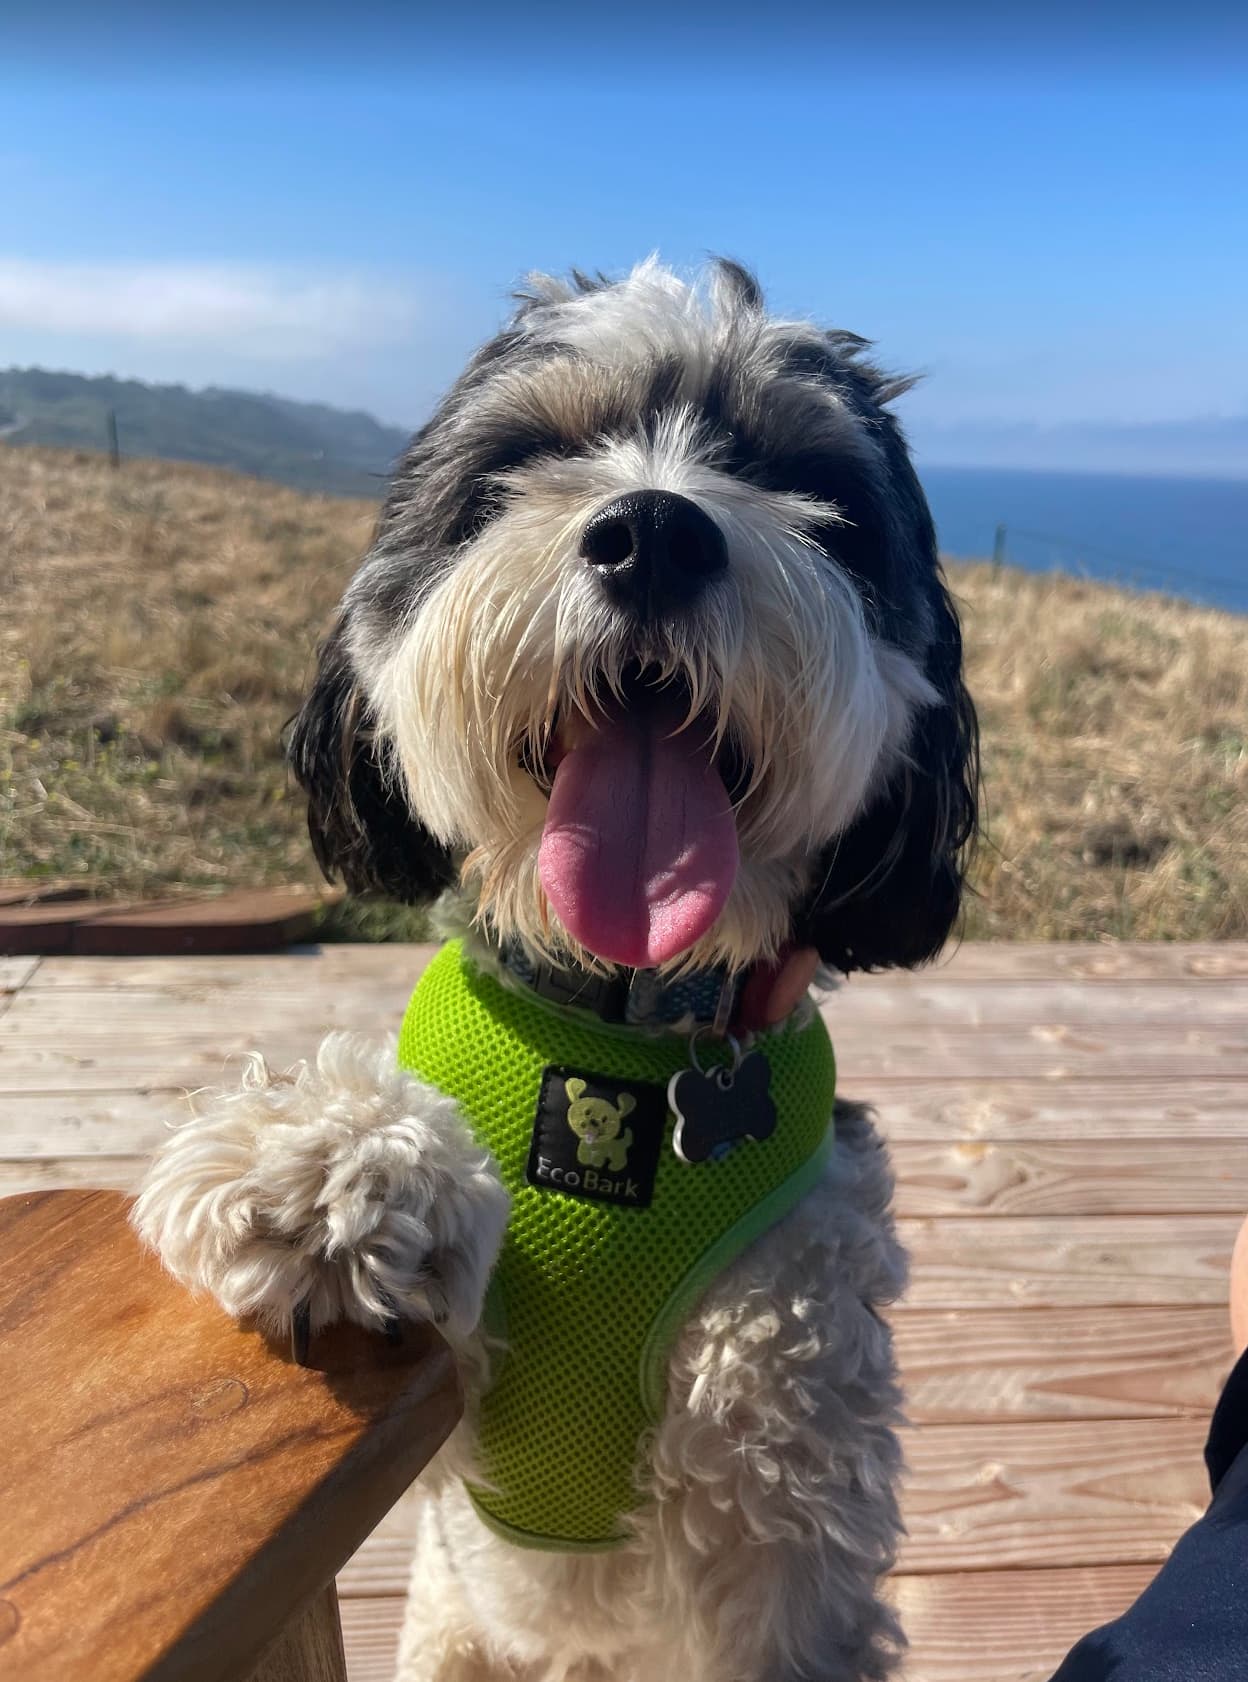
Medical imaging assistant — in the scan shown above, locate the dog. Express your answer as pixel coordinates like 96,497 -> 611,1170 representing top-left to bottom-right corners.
133,258 -> 978,1682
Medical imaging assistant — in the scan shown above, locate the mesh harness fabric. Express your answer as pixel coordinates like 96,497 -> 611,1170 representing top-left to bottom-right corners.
398,941 -> 836,1550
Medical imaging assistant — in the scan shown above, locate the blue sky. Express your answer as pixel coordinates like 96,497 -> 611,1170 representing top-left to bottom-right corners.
3,3 -> 1246,471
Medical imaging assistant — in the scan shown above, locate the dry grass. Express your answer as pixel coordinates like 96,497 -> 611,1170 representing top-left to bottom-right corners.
957,563 -> 1246,939
2,445 -> 1244,942
0,448 -> 376,929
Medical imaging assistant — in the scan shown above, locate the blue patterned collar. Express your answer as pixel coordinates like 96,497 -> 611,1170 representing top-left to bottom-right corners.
497,939 -> 737,1032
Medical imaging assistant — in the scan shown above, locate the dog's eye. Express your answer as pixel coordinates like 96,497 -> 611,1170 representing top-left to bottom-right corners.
735,457 -> 858,531
449,433 -> 577,547
451,481 -> 509,546
726,451 -> 891,587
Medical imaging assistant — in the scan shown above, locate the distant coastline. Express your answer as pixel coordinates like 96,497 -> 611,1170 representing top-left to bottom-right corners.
920,463 -> 1247,613
3,360 -> 1243,614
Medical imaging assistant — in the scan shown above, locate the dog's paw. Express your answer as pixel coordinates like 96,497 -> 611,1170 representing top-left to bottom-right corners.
131,1032 -> 509,1343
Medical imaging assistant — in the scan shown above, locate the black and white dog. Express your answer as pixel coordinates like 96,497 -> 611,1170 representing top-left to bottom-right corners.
135,259 -> 977,1682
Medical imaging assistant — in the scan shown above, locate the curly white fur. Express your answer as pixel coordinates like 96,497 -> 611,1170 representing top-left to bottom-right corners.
132,1033 -> 510,1345
133,1035 -> 906,1682
395,1103 -> 906,1682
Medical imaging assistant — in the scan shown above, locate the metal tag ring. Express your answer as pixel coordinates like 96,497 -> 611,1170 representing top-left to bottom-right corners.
687,1026 -> 744,1079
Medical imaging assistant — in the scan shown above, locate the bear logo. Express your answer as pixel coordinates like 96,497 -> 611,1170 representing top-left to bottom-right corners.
564,1077 -> 635,1172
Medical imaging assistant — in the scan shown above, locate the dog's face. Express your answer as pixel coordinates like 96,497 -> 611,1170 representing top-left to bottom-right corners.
291,260 -> 977,976
564,1079 -> 635,1146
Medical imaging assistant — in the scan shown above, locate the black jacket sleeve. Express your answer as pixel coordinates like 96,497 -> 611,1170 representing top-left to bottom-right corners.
1048,1348 -> 1248,1680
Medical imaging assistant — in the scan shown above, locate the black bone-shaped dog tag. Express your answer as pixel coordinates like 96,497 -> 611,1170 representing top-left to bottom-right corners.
669,1049 -> 776,1164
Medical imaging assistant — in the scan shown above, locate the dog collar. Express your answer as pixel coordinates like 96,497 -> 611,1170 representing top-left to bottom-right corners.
497,939 -> 737,1032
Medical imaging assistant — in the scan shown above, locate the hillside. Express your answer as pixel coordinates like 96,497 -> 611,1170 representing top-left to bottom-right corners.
1,445 -> 1244,942
0,367 -> 410,496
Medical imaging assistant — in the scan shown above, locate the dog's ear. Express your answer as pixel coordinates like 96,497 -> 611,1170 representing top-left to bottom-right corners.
564,1078 -> 587,1103
285,617 -> 457,904
796,574 -> 979,974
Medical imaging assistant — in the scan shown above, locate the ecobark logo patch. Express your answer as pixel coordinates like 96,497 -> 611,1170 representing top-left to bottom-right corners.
526,1067 -> 666,1208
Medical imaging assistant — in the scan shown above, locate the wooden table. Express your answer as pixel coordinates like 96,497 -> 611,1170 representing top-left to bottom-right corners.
0,1189 -> 460,1682
2,941 -> 1246,1681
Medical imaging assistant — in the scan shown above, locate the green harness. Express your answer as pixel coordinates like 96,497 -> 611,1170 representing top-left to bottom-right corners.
398,941 -> 836,1551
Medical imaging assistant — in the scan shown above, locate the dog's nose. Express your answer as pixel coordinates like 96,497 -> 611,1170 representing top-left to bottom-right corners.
580,491 -> 727,615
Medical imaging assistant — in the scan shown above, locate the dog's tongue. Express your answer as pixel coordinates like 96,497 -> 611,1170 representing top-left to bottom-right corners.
538,704 -> 739,967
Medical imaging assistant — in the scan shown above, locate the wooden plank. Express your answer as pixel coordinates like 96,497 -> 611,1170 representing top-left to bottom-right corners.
891,1139 -> 1248,1216
19,953 -> 1248,1024
337,1596 -> 403,1682
897,1215 -> 1239,1308
0,1149 -> 1233,1426
22,942 -> 1248,993
856,1079 -> 1248,1141
0,1091 -> 194,1165
334,1571 -> 1164,1682
26,945 -> 431,992
901,1416 -> 1207,1572
0,889 -> 340,958
0,1092 -> 192,1158
0,899 -> 145,955
72,887 -> 337,956
894,1307 -> 1232,1422
0,981 -> 410,1037
337,1503 -> 418,1600
0,1190 -> 461,1682
0,1156 -> 146,1196
5,1107 -> 1246,1225
0,957 -> 39,993
337,1416 -> 1209,1592
3,1018 -> 1245,1093
0,1199 -> 1238,1314
16,965 -> 1248,1033
0,1169 -> 1237,1418
0,1033 -> 368,1093
15,992 -> 1240,1050
1,1079 -> 1245,1162
17,973 -> 1248,1030
915,944 -> 1248,981
829,979 -> 1248,1024
835,1022 -> 1248,1081
0,880 -> 93,906
1,975 -> 410,1022
887,1565 -> 1158,1682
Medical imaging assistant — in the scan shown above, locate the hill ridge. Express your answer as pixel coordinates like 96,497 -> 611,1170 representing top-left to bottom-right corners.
0,366 -> 410,497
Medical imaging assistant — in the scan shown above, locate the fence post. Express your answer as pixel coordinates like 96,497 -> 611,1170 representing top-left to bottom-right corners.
992,523 -> 1007,573
107,409 -> 120,470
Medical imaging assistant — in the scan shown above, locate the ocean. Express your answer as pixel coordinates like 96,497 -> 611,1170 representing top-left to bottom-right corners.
918,465 -> 1248,615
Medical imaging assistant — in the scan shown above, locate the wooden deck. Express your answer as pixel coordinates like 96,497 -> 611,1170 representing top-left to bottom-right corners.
3,941 -> 1247,1682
